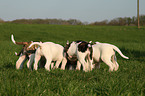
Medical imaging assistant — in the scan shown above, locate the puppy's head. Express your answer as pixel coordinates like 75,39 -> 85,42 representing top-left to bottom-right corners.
78,41 -> 89,52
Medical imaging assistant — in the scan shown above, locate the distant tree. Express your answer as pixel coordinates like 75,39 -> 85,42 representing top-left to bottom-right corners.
118,17 -> 126,26
131,16 -> 136,25
126,17 -> 132,25
140,15 -> 145,26
0,18 -> 4,23
91,20 -> 108,26
108,18 -> 119,25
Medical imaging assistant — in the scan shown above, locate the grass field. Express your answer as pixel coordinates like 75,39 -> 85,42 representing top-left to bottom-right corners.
0,23 -> 145,96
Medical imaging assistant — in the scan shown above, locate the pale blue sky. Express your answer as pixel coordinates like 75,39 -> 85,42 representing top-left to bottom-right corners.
0,0 -> 145,23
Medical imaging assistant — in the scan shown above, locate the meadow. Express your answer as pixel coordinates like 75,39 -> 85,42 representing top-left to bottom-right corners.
0,23 -> 144,96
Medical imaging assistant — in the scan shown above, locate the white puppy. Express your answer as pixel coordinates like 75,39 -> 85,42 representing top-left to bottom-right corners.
29,42 -> 64,71
92,42 -> 129,71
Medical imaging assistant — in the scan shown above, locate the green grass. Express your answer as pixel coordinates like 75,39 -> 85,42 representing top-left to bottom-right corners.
0,23 -> 145,96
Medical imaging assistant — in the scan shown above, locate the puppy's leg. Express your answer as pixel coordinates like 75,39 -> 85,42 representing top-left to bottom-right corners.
78,59 -> 88,72
86,58 -> 89,71
76,61 -> 81,70
61,57 -> 67,70
54,60 -> 62,69
34,54 -> 41,70
77,52 -> 88,71
27,54 -> 35,70
87,55 -> 93,71
101,56 -> 114,71
27,59 -> 30,69
112,55 -> 119,71
44,59 -> 52,71
16,55 -> 27,69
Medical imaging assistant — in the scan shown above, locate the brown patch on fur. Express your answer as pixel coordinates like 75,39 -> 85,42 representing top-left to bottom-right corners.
78,41 -> 89,52
15,42 -> 29,45
16,41 -> 38,56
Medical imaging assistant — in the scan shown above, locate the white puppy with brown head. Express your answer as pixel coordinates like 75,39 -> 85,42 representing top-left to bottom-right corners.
11,34 -> 36,69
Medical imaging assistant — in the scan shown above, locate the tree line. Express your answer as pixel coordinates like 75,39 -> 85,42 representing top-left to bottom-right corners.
0,18 -> 83,25
90,15 -> 145,26
0,15 -> 145,26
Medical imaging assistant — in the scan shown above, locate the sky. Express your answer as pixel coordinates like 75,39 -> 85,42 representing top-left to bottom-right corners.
0,0 -> 145,23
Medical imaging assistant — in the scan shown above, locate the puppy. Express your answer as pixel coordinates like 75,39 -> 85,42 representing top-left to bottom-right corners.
61,40 -> 93,72
92,42 -> 129,71
11,34 -> 44,70
28,42 -> 64,71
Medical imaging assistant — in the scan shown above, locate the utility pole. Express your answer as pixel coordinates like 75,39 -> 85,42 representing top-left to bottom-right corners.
137,0 -> 140,28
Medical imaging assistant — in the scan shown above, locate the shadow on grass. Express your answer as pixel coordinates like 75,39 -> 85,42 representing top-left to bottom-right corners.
120,47 -> 145,62
1,62 -> 15,69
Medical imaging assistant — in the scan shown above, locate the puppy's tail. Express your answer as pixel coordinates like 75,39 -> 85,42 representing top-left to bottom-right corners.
11,34 -> 28,45
28,42 -> 43,48
11,34 -> 16,44
112,45 -> 129,59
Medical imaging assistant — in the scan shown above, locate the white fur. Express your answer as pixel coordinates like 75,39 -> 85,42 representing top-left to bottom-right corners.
92,42 -> 129,71
29,42 -> 64,71
11,34 -> 16,44
76,48 -> 93,72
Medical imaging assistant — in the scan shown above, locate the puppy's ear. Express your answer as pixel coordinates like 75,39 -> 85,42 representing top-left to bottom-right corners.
89,41 -> 92,43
